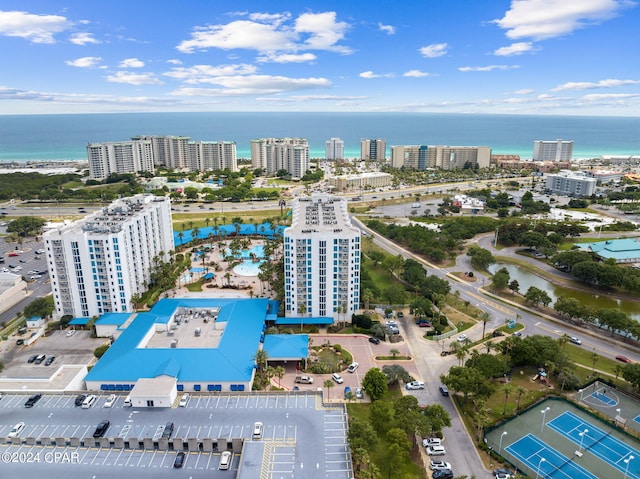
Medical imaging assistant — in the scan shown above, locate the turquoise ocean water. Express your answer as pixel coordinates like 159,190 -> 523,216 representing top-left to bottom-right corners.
0,112 -> 638,162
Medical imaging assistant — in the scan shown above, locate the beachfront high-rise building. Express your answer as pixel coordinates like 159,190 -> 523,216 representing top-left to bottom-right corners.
325,138 -> 345,160
360,139 -> 386,161
88,135 -> 237,178
390,145 -> 490,170
44,195 -> 174,319
533,140 -> 574,162
250,138 -> 309,180
87,139 -> 155,179
283,193 -> 361,321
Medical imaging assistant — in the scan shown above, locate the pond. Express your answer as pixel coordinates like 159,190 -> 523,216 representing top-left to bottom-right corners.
487,263 -> 640,321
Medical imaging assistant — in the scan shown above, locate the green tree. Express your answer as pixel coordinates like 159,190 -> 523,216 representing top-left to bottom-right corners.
422,404 -> 452,436
369,400 -> 395,434
23,296 -> 54,319
323,379 -> 335,400
491,267 -> 510,290
6,216 -> 46,237
362,368 -> 389,401
622,363 -> 640,390
440,366 -> 494,400
348,417 -> 378,452
524,286 -> 552,307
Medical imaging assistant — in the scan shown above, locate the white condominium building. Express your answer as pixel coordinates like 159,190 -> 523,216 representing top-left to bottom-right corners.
545,171 -> 596,197
87,139 -> 155,180
390,145 -> 429,169
44,195 -> 174,319
325,138 -> 345,160
533,140 -> 574,162
187,141 -> 237,171
425,145 -> 491,170
250,138 -> 309,180
283,193 -> 361,321
361,138 -> 386,161
328,172 -> 392,192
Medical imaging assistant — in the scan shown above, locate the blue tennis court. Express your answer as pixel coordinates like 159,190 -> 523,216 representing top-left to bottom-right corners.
505,434 -> 598,479
548,411 -> 640,479
590,390 -> 616,406
634,415 -> 640,424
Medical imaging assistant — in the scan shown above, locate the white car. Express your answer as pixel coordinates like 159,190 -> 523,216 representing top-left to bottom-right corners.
347,362 -> 359,373
426,445 -> 446,455
457,334 -> 468,342
66,329 -> 76,337
429,460 -> 451,470
219,450 -> 232,470
8,422 -> 26,438
423,437 -> 442,448
103,394 -> 116,408
179,393 -> 190,407
332,373 -> 344,384
569,336 -> 582,345
406,381 -> 425,390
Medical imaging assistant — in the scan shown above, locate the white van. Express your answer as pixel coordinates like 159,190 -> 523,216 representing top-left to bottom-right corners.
123,396 -> 132,407
252,422 -> 263,440
219,451 -> 232,470
426,445 -> 446,456
81,394 -> 97,409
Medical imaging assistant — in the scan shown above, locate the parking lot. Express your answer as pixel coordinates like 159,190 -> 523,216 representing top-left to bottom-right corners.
0,391 -> 352,479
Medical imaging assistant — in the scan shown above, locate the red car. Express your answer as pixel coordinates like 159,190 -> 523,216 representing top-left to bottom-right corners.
616,355 -> 632,363
8,252 -> 19,257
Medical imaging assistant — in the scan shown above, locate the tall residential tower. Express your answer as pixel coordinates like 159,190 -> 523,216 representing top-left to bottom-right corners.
283,193 -> 361,321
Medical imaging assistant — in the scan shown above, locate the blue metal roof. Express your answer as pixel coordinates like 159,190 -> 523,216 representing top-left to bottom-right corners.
85,298 -> 269,383
96,312 -> 131,326
275,316 -> 334,325
69,317 -> 90,325
264,334 -> 309,359
578,238 -> 640,261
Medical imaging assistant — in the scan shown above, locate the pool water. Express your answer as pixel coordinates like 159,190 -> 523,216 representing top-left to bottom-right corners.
233,260 -> 264,277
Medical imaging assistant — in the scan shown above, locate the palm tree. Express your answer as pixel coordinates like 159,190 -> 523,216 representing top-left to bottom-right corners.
485,340 -> 494,354
558,333 -> 570,352
614,364 -> 625,384
591,349 -> 600,374
253,349 -> 269,373
515,385 -> 528,413
501,383 -> 515,415
389,348 -> 400,359
479,311 -> 491,340
275,365 -> 285,387
323,379 -> 334,401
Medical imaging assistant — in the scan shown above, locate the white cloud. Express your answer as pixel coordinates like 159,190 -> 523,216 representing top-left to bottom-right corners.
176,11 -> 351,57
419,43 -> 448,58
403,70 -> 430,77
378,23 -> 395,35
257,52 -> 317,63
514,88 -> 536,94
258,94 -> 368,102
458,65 -> 519,72
167,59 -> 182,65
582,92 -> 640,101
106,71 -> 164,85
0,10 -> 71,43
171,74 -> 331,96
164,64 -> 258,83
493,0 -> 634,41
493,42 -> 537,56
119,58 -> 145,68
65,56 -> 103,68
552,79 -> 640,91
69,32 -> 99,45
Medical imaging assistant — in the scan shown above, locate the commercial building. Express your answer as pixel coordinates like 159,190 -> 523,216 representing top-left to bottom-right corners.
325,138 -> 345,160
87,139 -> 155,180
250,138 -> 309,180
327,172 -> 392,192
44,194 -> 174,319
585,169 -> 623,185
88,135 -> 237,179
545,171 -> 596,197
283,193 -> 361,321
577,238 -> 640,264
360,138 -> 386,161
533,140 -> 574,162
0,272 -> 28,315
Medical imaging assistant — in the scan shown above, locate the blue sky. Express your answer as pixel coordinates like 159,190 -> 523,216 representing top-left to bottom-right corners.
1,0 -> 639,116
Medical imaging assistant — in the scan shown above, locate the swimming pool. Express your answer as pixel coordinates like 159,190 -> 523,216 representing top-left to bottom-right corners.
225,244 -> 265,260
233,260 -> 264,277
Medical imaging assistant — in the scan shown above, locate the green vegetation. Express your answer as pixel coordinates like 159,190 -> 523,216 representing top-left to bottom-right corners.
93,344 -> 110,358
23,296 -> 54,319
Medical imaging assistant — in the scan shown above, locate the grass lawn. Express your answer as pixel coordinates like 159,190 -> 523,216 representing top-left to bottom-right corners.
186,278 -> 204,292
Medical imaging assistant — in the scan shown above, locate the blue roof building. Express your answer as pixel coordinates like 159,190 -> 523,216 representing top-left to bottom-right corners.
85,297 -> 279,393
577,237 -> 640,263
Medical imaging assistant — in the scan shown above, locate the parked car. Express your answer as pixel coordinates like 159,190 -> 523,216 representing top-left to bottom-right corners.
44,356 -> 56,366
492,330 -> 504,337
426,445 -> 446,455
82,394 -> 97,409
405,381 -> 425,390
33,354 -> 46,364
355,387 -> 363,399
8,422 -> 26,438
179,393 -> 190,407
368,336 -> 380,345
397,311 -> 404,318
456,334 -> 468,342
616,355 -> 632,363
27,354 -> 38,363
161,422 -> 174,439
24,394 -> 42,408
173,451 -> 185,468
344,386 -> 352,399
493,468 -> 514,479
75,394 -> 87,406
347,362 -> 359,373
103,394 -> 117,408
569,337 -> 582,345
432,469 -> 453,479
423,438 -> 442,448
332,373 -> 344,384
252,421 -> 264,440
439,385 -> 449,396
93,420 -> 110,438
66,329 -> 76,337
429,460 -> 451,470
295,375 -> 314,384
219,450 -> 232,470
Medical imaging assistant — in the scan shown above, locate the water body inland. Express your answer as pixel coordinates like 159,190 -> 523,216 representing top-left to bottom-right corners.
487,263 -> 640,321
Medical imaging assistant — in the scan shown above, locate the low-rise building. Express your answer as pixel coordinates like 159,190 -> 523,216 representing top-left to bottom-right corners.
545,170 -> 596,197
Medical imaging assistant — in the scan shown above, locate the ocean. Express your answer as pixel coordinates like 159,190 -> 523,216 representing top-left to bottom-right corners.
0,112 -> 639,162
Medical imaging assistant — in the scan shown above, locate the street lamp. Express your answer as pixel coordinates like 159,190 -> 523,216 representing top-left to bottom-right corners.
624,455 -> 635,479
541,407 -> 551,432
578,388 -> 584,402
499,431 -> 508,454
578,429 -> 589,452
536,458 -> 546,479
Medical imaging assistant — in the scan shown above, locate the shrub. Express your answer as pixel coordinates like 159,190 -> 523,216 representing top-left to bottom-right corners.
93,345 -> 110,358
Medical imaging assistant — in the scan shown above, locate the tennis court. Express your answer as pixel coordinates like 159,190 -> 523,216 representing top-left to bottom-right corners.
486,398 -> 640,479
548,411 -> 640,479
505,434 -> 597,479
